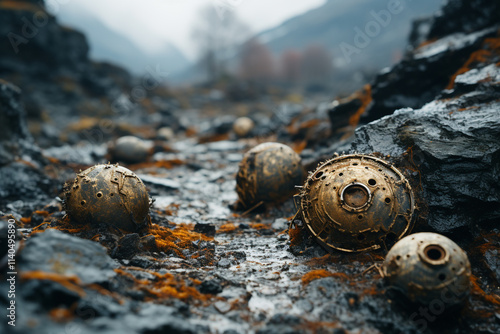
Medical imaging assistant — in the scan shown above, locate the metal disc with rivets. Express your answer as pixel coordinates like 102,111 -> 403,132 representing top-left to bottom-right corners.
296,154 -> 416,252
64,164 -> 151,231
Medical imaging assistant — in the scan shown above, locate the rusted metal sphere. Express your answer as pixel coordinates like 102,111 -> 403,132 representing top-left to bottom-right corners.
382,232 -> 471,306
295,154 -> 415,252
64,164 -> 151,231
108,136 -> 152,164
236,142 -> 304,209
233,117 -> 255,137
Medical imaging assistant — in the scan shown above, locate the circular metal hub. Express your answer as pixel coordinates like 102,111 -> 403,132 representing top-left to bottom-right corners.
298,154 -> 416,252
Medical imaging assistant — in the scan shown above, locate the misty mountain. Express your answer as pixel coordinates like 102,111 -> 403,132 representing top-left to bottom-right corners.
259,0 -> 443,71
57,8 -> 191,76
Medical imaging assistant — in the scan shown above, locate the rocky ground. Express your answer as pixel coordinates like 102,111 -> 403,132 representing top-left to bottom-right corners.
1,0 -> 500,333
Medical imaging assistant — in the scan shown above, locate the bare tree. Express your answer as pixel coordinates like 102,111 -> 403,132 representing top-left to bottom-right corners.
191,5 -> 250,83
300,44 -> 333,88
239,38 -> 274,84
280,50 -> 302,84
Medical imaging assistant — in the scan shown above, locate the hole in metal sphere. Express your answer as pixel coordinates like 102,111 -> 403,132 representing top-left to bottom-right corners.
96,192 -> 103,198
368,179 -> 377,186
438,273 -> 446,281
425,245 -> 446,261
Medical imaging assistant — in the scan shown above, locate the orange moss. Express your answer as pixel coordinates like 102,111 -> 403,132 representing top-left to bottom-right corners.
470,276 -> 500,307
114,268 -> 212,304
0,0 -> 42,11
348,84 -> 372,127
447,36 -> 500,89
128,159 -> 184,171
198,133 -> 230,144
20,271 -> 86,297
250,223 -> 270,230
306,254 -> 335,266
49,306 -> 75,323
185,127 -> 197,137
30,215 -> 93,236
416,38 -> 439,49
297,321 -> 340,333
145,223 -> 213,258
292,140 -> 308,154
301,270 -> 348,286
289,226 -> 306,246
218,223 -> 237,233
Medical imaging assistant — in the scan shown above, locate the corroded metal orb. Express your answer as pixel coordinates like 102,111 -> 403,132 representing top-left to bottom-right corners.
236,142 -> 304,209
108,136 -> 152,164
64,164 -> 151,231
233,117 -> 255,137
295,154 -> 415,252
383,232 -> 471,306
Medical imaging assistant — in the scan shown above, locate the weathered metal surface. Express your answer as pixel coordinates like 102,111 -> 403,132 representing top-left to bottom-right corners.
236,142 -> 304,209
295,154 -> 415,252
64,164 -> 151,231
383,232 -> 471,305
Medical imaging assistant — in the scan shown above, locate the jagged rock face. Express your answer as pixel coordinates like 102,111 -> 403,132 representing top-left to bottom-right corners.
0,1 -> 89,75
351,50 -> 500,234
428,0 -> 500,40
0,80 -> 32,165
349,0 -> 500,124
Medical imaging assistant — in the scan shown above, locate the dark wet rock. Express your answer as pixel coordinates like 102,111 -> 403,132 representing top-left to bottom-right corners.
112,233 -> 141,260
351,79 -> 500,232
0,162 -> 56,204
217,258 -> 232,269
0,80 -> 41,165
198,279 -> 223,295
428,0 -> 500,40
361,27 -> 496,124
108,136 -> 153,164
484,250 -> 500,284
138,174 -> 181,190
19,229 -> 117,284
194,222 -> 216,237
129,255 -> 155,269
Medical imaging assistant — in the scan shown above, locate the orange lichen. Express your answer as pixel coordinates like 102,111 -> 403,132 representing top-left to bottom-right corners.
292,140 -> 308,154
218,223 -> 237,233
128,159 -> 184,171
250,223 -> 270,230
470,276 -> 500,307
0,0 -> 42,11
114,268 -> 212,304
49,306 -> 75,323
20,271 -> 86,297
198,133 -> 230,144
289,226 -> 306,246
306,254 -> 335,266
348,84 -> 372,127
30,215 -> 93,236
447,36 -> 500,89
145,223 -> 213,258
301,270 -> 348,286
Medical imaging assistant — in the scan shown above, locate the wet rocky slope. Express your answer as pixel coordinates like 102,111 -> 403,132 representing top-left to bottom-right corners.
1,0 -> 500,333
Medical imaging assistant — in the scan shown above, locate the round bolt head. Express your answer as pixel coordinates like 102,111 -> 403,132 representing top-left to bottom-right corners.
64,164 -> 151,231
383,232 -> 471,306
297,154 -> 416,252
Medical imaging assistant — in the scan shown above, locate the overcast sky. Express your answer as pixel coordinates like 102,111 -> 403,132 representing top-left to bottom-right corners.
57,0 -> 326,60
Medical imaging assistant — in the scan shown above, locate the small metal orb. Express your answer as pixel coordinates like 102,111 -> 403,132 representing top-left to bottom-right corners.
383,232 -> 471,306
108,136 -> 152,164
233,117 -> 255,138
296,154 -> 415,252
64,164 -> 151,231
236,142 -> 304,209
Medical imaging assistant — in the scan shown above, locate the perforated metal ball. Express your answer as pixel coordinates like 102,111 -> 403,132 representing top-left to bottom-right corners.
236,142 -> 304,209
64,164 -> 151,231
382,232 -> 471,306
295,154 -> 415,252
